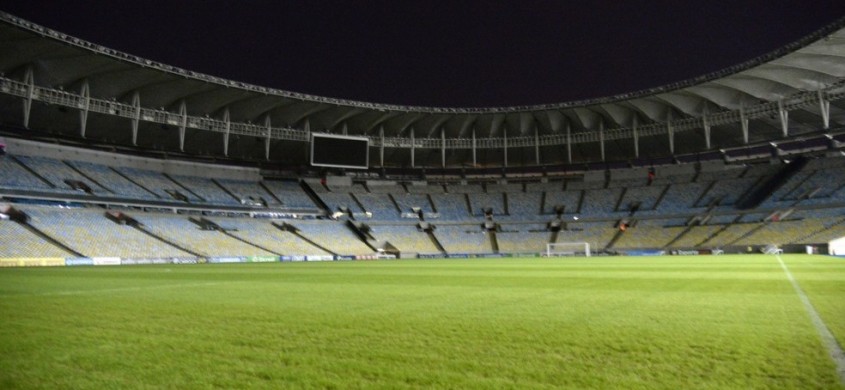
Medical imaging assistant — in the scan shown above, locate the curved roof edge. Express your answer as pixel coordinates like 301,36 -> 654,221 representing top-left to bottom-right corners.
3,11 -> 844,114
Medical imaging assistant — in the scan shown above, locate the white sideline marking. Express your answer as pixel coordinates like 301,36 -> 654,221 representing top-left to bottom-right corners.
775,254 -> 845,384
1,281 -> 225,298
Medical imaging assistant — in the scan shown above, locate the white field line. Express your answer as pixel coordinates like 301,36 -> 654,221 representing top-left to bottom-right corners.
775,254 -> 845,384
0,281 -> 226,298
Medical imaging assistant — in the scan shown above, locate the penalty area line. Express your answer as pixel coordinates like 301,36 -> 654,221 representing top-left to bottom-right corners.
775,254 -> 845,385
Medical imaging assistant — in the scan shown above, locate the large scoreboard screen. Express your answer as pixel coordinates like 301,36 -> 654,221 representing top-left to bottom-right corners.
310,133 -> 369,169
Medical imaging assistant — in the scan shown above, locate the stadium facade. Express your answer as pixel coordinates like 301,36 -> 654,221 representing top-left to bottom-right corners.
2,12 -> 845,264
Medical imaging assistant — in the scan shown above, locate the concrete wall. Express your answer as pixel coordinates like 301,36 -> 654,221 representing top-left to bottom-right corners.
3,138 -> 260,181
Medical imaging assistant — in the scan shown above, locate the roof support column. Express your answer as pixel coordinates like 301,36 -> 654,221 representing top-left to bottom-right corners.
410,127 -> 415,168
778,100 -> 789,137
303,118 -> 311,160
131,91 -> 141,145
342,122 -> 348,135
818,90 -> 830,129
740,104 -> 749,144
472,127 -> 477,167
503,127 -> 508,168
534,127 -> 540,165
22,66 -> 34,128
178,100 -> 187,151
703,106 -> 711,149
379,126 -> 385,167
599,120 -> 605,162
223,107 -> 231,157
667,111 -> 674,155
668,122 -> 675,155
632,116 -> 639,158
79,80 -> 90,138
264,115 -> 272,160
565,120 -> 572,164
441,127 -> 446,168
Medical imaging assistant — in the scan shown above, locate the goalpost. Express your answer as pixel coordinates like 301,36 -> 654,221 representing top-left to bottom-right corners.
546,242 -> 591,257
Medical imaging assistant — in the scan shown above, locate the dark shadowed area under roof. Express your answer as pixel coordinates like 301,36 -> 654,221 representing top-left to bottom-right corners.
3,1 -> 845,108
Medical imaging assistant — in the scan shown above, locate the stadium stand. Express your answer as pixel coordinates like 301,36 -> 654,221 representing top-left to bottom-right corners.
354,193 -> 401,220
3,12 -> 845,263
544,190 -> 582,214
68,160 -> 158,200
430,193 -> 473,220
116,167 -> 201,201
22,206 -> 193,258
434,224 -> 492,254
319,192 -> 366,214
469,192 -> 505,216
207,217 -> 330,256
0,155 -> 55,192
496,224 -> 550,253
505,192 -> 543,219
392,193 -> 435,215
668,225 -> 723,249
580,188 -> 625,217
0,219 -> 73,258
612,219 -> 686,250
289,220 -> 374,255
216,179 -> 279,206
132,212 -> 272,257
262,180 -> 318,209
369,224 -> 441,254
169,175 -> 240,205
556,221 -> 618,250
14,155 -> 105,194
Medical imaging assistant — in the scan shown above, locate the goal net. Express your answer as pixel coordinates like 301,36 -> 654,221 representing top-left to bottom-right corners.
546,242 -> 591,257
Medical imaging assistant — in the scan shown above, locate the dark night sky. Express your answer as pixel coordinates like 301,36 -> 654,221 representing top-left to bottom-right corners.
3,1 -> 845,108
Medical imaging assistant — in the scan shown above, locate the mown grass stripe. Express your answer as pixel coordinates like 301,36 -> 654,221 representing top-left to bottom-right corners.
0,281 -> 225,298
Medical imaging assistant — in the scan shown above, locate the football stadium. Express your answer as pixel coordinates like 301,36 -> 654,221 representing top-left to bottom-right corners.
1,7 -> 845,389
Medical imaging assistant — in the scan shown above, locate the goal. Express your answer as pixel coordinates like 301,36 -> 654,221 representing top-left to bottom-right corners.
546,242 -> 591,257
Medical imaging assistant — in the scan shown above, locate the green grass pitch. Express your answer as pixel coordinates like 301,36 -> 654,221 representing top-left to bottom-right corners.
1,254 -> 844,389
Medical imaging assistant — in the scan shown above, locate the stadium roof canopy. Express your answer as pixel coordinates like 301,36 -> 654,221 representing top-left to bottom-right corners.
1,12 -> 845,169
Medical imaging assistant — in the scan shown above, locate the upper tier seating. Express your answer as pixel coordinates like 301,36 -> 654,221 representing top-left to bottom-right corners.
655,182 -> 708,213
544,190 -> 582,214
0,156 -> 54,191
14,155 -> 106,194
170,175 -> 240,205
319,193 -> 365,213
619,185 -> 666,212
468,192 -> 505,215
68,160 -> 157,199
505,192 -> 543,218
216,179 -> 280,206
262,181 -> 317,209
116,167 -> 202,201
407,184 -> 444,194
430,193 -> 472,220
354,193 -> 401,220
580,188 -> 625,217
393,193 -> 435,214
